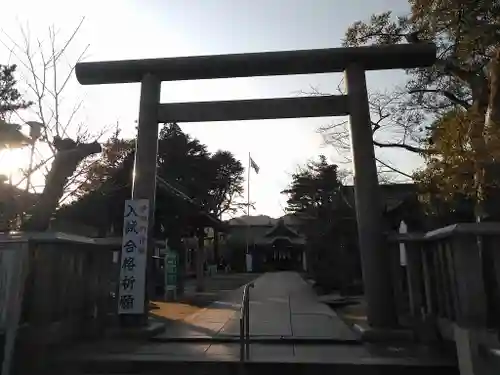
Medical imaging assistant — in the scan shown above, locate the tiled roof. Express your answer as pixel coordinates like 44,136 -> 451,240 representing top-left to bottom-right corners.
228,213 -> 302,226
342,183 -> 417,212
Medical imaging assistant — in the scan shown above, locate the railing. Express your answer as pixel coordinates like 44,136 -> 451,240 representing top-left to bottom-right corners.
389,223 -> 500,336
388,223 -> 500,373
239,282 -> 254,362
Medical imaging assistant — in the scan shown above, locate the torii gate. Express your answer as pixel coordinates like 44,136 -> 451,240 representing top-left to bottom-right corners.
75,43 -> 436,329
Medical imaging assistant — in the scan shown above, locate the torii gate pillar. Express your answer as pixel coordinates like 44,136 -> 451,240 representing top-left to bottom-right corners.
346,64 -> 396,327
132,73 -> 161,320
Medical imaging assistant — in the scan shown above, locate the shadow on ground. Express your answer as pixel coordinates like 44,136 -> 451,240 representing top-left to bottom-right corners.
147,273 -> 259,339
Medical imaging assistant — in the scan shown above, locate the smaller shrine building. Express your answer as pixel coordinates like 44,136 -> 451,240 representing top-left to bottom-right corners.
226,215 -> 307,272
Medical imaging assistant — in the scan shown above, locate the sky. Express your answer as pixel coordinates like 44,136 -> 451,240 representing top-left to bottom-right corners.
0,0 -> 422,218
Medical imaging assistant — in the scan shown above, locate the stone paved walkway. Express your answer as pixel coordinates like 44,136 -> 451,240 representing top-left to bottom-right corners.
53,272 -> 457,372
154,271 -> 358,341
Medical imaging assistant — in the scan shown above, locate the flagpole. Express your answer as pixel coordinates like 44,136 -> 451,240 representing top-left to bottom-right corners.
246,152 -> 250,261
247,152 -> 251,217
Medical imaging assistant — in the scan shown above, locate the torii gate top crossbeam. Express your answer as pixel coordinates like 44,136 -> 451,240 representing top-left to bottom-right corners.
75,43 -> 436,85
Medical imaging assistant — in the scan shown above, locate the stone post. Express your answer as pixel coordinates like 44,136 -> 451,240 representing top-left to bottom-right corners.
345,64 -> 397,328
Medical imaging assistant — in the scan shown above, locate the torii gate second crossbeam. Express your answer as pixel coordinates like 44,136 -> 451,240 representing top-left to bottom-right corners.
75,43 -> 436,330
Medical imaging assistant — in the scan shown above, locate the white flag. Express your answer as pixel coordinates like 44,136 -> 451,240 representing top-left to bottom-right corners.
250,157 -> 260,174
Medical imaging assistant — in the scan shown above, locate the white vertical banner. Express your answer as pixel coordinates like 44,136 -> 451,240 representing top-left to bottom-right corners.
399,220 -> 408,266
118,199 -> 149,314
245,253 -> 253,273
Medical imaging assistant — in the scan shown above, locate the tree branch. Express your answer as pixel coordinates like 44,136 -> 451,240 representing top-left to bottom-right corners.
22,141 -> 101,231
373,139 -> 428,154
375,157 -> 414,179
49,26 -> 60,137
13,153 -> 55,188
436,58 -> 489,103
51,17 -> 85,64
409,88 -> 471,109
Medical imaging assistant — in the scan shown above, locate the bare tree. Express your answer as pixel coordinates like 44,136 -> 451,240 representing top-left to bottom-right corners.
0,18 -> 106,230
298,80 -> 421,182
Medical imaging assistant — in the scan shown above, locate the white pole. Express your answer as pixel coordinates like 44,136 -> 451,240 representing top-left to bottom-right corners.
245,153 -> 251,272
246,153 -> 251,251
247,152 -> 251,217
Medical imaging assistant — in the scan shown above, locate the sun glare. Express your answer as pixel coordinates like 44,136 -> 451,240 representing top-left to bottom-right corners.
0,148 -> 31,181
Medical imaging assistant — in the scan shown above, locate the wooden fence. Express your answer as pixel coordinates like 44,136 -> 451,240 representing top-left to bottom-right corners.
388,223 -> 500,373
0,232 -> 120,373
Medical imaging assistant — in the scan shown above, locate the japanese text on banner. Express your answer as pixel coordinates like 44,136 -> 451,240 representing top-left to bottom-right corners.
118,199 -> 149,314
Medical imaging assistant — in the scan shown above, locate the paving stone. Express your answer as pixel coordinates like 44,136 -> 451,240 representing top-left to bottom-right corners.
291,314 -> 358,340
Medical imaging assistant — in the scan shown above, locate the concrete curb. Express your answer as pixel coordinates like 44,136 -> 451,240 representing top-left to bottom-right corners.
58,358 -> 459,375
106,321 -> 167,339
352,323 -> 415,342
149,335 -> 362,345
